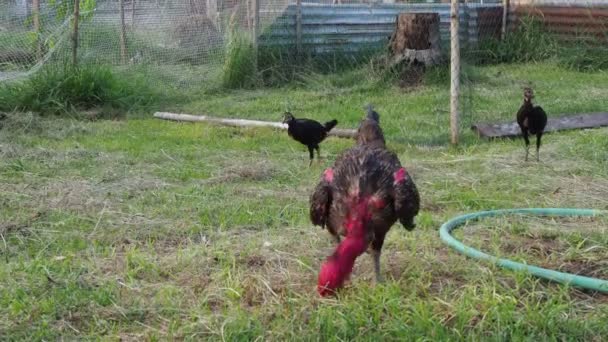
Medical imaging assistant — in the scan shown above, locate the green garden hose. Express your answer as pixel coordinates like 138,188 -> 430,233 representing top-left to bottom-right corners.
439,208 -> 608,293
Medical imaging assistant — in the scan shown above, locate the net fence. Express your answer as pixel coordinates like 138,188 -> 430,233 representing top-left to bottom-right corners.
0,0 -> 292,85
458,0 -> 608,134
1,0 -> 607,114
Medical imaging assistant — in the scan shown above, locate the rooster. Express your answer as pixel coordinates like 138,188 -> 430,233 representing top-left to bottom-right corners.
282,112 -> 338,166
310,105 -> 420,297
516,87 -> 548,162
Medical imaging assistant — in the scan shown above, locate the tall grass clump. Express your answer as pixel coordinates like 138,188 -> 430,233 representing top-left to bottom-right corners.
222,17 -> 258,89
468,16 -> 608,72
470,17 -> 560,65
0,64 -> 160,115
558,43 -> 608,72
258,44 -> 384,87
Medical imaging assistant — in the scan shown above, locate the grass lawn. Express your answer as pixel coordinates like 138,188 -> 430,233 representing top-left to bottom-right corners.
1,61 -> 607,340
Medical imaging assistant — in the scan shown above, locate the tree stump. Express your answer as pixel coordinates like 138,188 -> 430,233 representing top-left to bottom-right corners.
389,13 -> 442,66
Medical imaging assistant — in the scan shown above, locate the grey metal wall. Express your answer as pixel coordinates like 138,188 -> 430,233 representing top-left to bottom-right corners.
260,3 -> 503,54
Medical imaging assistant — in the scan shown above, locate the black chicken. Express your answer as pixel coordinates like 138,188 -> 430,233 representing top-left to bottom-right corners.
516,87 -> 548,162
310,106 -> 420,296
282,112 -> 338,166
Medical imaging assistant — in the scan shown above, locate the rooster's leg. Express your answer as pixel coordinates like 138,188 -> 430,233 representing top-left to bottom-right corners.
522,130 -> 530,162
315,146 -> 321,162
371,234 -> 386,284
535,133 -> 542,162
371,250 -> 383,283
307,146 -> 314,166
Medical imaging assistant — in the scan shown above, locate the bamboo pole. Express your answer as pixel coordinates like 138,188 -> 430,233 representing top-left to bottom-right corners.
296,0 -> 302,57
252,0 -> 260,47
153,112 -> 357,139
131,0 -> 136,30
119,0 -> 128,64
72,0 -> 80,67
32,0 -> 41,60
450,0 -> 460,145
246,0 -> 251,30
252,0 -> 260,74
501,0 -> 509,40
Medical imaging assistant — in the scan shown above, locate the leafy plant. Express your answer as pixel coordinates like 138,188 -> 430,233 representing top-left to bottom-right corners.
222,27 -> 258,89
0,64 -> 160,115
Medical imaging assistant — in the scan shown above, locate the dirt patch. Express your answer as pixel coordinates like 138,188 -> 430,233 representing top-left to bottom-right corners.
427,248 -> 470,293
501,234 -> 564,258
201,161 -> 277,185
0,211 -> 46,236
421,200 -> 445,213
554,260 -> 608,279
177,273 -> 212,295
398,63 -> 426,89
246,255 -> 267,268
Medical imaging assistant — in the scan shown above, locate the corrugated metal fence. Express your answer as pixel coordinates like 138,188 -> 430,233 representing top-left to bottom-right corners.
509,5 -> 608,42
259,3 -> 503,54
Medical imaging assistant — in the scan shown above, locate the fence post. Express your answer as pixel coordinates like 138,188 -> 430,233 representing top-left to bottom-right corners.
501,0 -> 509,40
252,0 -> 260,47
131,0 -> 136,30
450,0 -> 460,145
72,0 -> 80,67
33,0 -> 41,60
119,0 -> 128,63
252,0 -> 260,73
296,0 -> 302,57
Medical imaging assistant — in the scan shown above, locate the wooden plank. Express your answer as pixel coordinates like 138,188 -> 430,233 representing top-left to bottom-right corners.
153,112 -> 358,139
471,112 -> 608,139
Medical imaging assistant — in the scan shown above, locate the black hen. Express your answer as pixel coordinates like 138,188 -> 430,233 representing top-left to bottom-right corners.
310,106 -> 420,296
282,112 -> 338,166
516,87 -> 548,161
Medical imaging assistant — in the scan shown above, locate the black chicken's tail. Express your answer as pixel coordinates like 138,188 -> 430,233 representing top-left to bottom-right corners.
324,119 -> 338,132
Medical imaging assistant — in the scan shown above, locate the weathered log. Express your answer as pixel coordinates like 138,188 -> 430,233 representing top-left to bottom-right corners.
389,13 -> 442,66
471,112 -> 608,139
153,112 -> 358,139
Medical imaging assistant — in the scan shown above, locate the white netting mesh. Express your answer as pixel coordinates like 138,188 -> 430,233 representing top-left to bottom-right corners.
0,0 -> 291,85
2,0 -> 607,98
460,0 -> 608,130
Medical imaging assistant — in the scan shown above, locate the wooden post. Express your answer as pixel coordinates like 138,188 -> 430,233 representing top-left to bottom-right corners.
296,0 -> 302,57
501,0 -> 509,40
32,0 -> 41,60
246,0 -> 251,29
131,0 -> 136,30
450,0 -> 460,145
72,0 -> 80,67
252,0 -> 260,47
119,0 -> 128,64
252,0 -> 260,73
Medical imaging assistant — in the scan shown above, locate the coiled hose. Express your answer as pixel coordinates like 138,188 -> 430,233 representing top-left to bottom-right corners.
439,208 -> 608,293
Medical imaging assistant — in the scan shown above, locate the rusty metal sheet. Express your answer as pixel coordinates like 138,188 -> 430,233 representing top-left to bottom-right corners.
471,112 -> 608,139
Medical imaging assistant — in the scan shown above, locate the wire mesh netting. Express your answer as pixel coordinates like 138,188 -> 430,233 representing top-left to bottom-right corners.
0,0 -> 292,85
458,0 -> 608,134
1,0 -> 607,117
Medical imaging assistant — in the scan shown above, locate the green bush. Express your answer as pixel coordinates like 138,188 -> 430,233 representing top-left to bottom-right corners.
222,30 -> 258,89
0,64 -> 159,115
469,17 -> 560,65
468,16 -> 608,72
558,44 -> 608,72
